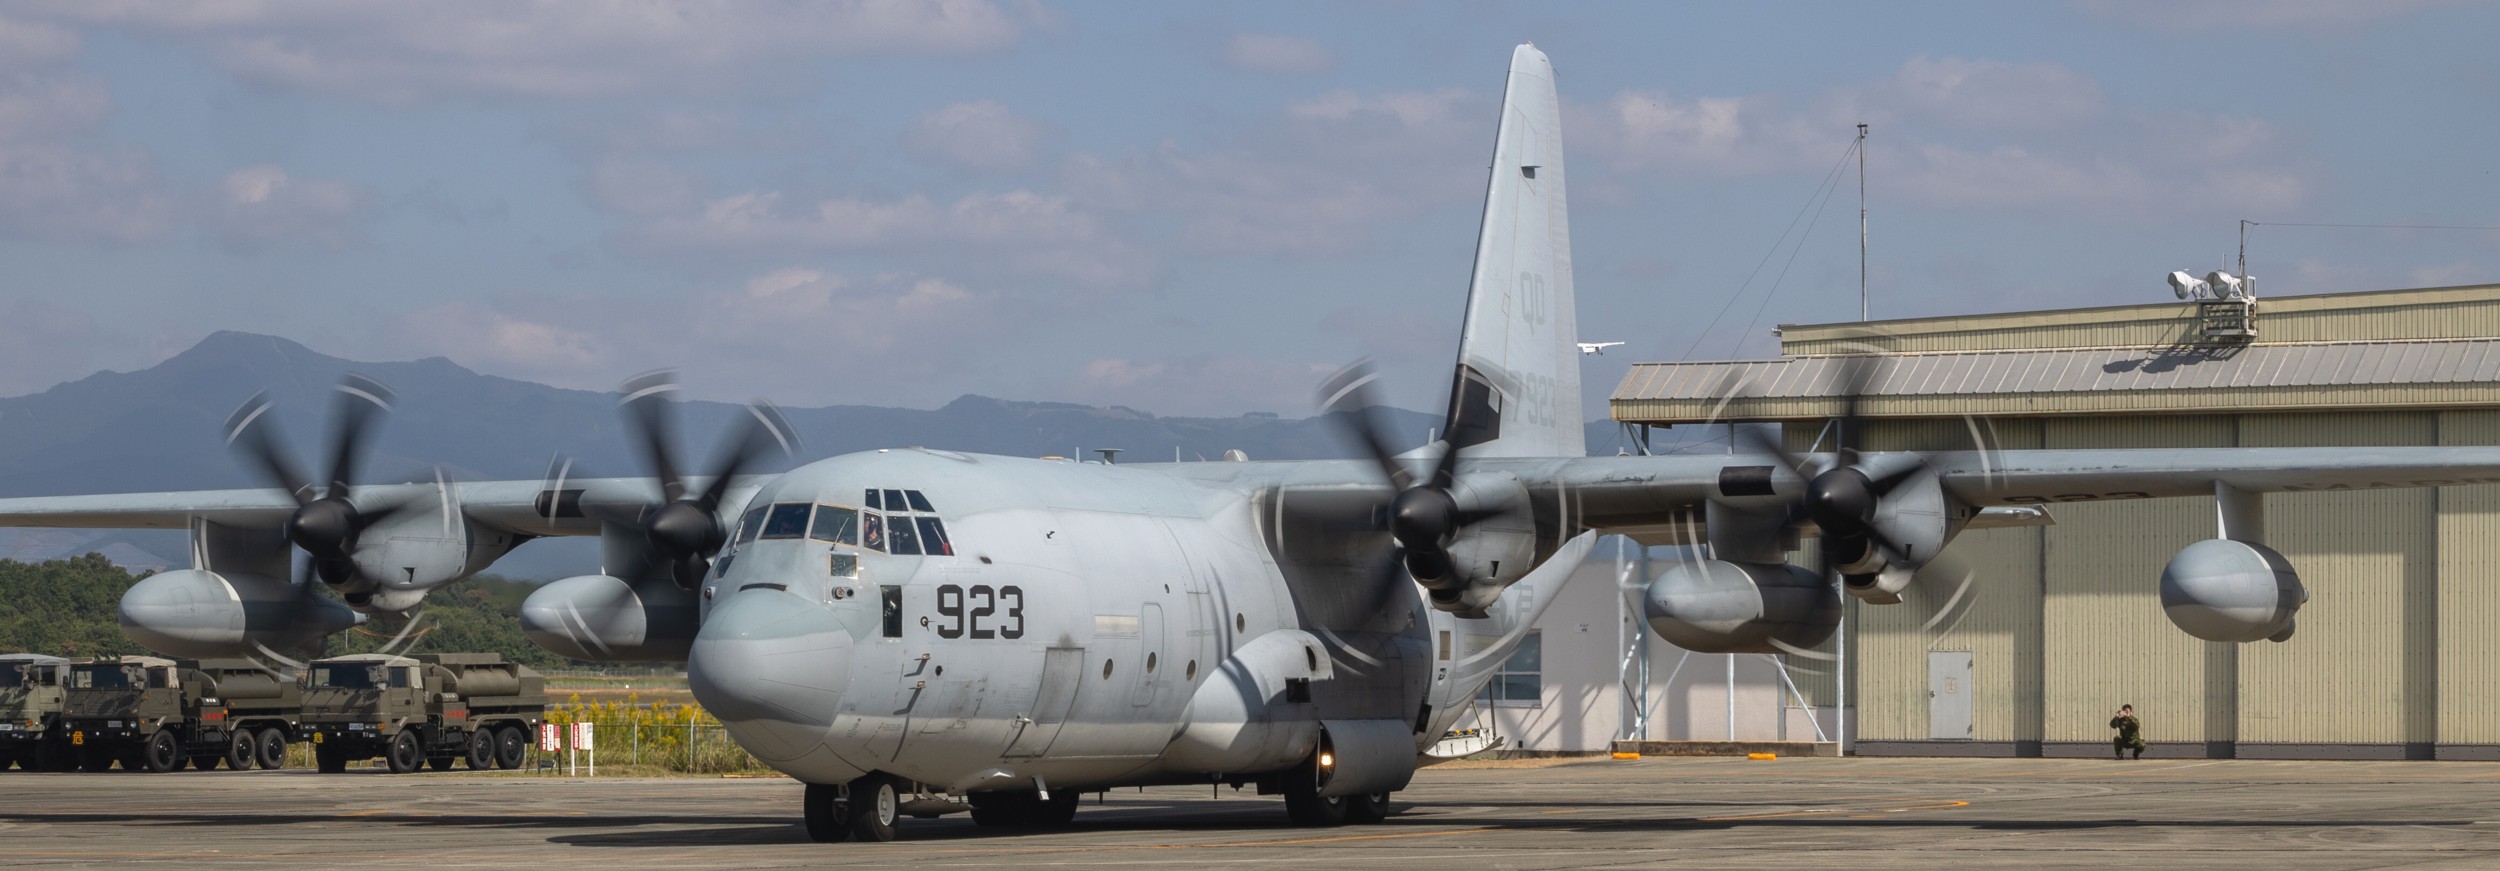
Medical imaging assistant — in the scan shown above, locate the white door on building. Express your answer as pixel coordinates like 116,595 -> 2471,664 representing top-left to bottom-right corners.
1928,652 -> 1974,740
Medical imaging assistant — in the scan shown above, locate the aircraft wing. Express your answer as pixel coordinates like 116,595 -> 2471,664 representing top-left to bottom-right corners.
0,489 -> 298,529
0,475 -> 761,536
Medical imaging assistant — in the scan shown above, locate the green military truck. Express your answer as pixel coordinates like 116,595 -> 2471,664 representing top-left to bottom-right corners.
302,653 -> 545,774
63,656 -> 302,772
0,654 -> 71,771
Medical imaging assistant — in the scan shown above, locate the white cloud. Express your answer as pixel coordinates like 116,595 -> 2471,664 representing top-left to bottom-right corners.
0,14 -> 79,70
633,188 -> 1157,289
211,163 -> 364,250
0,142 -> 173,243
1863,56 -> 2105,133
904,99 -> 1053,170
31,0 -> 1030,103
580,154 -> 702,217
1223,34 -> 1333,74
0,72 -> 110,142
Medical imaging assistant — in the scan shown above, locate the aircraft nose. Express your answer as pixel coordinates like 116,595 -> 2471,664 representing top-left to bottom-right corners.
686,588 -> 852,761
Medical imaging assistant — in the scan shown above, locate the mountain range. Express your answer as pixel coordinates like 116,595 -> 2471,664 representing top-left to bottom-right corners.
0,332 -> 1640,577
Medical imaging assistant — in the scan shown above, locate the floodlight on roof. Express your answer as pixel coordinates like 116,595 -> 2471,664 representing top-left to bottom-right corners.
2168,270 -> 2208,300
2206,271 -> 2248,300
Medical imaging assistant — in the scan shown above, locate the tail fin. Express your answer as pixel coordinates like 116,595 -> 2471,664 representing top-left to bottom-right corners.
1445,44 -> 1582,459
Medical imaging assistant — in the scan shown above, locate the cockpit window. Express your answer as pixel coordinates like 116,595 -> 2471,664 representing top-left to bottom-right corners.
761,503 -> 812,539
734,507 -> 768,545
888,515 -> 922,555
915,517 -> 953,556
861,512 -> 887,552
905,490 -> 935,512
864,489 -> 882,510
810,505 -> 858,545
882,490 -> 908,514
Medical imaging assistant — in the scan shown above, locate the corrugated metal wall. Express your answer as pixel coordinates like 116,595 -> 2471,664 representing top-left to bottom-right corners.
2437,411 -> 2500,746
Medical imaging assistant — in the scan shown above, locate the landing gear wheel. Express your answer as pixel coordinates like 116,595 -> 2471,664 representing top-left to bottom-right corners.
465,730 -> 496,770
385,731 -> 423,774
847,774 -> 901,842
141,730 -> 182,773
225,734 -> 256,771
1282,753 -> 1348,827
1345,792 -> 1392,824
968,791 -> 1034,827
427,755 -> 455,772
316,745 -> 346,774
256,728 -> 288,770
804,782 -> 853,843
493,726 -> 527,770
1033,790 -> 1079,827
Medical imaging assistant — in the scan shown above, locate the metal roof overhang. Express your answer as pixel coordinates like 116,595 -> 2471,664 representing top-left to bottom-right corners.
1610,338 -> 2500,424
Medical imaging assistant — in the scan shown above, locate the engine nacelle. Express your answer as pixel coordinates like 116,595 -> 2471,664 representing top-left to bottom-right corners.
339,509 -> 526,604
2160,539 -> 2306,643
1445,474 -> 1537,588
118,569 -> 362,658
521,573 -> 699,661
1642,559 -> 1840,654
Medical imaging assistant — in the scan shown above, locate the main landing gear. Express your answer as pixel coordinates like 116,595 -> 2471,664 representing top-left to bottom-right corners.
802,773 -> 907,843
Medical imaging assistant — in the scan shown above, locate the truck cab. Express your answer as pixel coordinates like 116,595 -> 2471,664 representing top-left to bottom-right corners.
302,653 -> 545,773
63,656 -> 301,773
0,653 -> 70,771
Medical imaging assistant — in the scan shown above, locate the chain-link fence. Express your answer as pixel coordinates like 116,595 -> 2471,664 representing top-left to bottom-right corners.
538,698 -> 777,776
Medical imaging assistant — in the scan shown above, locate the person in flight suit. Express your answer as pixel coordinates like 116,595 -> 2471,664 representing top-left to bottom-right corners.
2109,704 -> 2146,759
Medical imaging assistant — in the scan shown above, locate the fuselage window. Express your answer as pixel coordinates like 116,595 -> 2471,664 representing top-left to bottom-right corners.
862,512 -> 888,552
760,503 -> 812,539
905,490 -> 935,512
915,517 -> 953,556
810,505 -> 859,545
864,488 -> 883,510
879,585 -> 903,638
734,507 -> 768,544
888,516 -> 923,555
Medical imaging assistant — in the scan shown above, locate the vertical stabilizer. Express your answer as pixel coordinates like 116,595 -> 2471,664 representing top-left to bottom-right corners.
1445,44 -> 1581,459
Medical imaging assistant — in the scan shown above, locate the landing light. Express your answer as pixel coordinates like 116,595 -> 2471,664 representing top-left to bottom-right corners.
1318,752 -> 1334,768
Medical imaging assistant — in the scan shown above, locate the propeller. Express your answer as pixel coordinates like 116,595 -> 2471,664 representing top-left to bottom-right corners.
615,371 -> 798,590
1317,360 -> 1492,594
222,374 -> 408,587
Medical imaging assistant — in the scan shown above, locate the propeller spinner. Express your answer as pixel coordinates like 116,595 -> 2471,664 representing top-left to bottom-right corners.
615,371 -> 798,590
1318,361 -> 1494,594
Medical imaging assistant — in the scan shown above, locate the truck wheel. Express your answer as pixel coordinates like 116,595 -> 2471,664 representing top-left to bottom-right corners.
141,731 -> 182,773
386,731 -> 423,774
804,782 -> 853,843
847,774 -> 901,842
225,734 -> 256,771
493,726 -> 527,770
256,728 -> 288,770
315,745 -> 347,774
465,730 -> 496,770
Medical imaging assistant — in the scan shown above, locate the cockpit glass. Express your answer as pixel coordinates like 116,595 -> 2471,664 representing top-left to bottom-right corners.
734,507 -> 768,544
883,490 -> 909,513
915,517 -> 953,556
761,503 -> 812,539
310,664 -> 384,689
861,512 -> 887,552
810,506 -> 858,545
70,665 -> 137,690
888,515 -> 923,555
905,490 -> 935,512
864,489 -> 882,510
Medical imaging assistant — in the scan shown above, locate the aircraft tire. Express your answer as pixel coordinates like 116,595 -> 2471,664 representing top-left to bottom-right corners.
1282,756 -> 1348,827
255,728 -> 288,770
140,731 -> 181,773
804,782 -> 852,843
225,734 -> 256,771
1345,792 -> 1393,824
848,774 -> 902,842
494,726 -> 527,769
316,745 -> 347,774
967,791 -> 1031,827
385,731 -> 423,774
465,730 -> 496,770
1033,790 -> 1079,827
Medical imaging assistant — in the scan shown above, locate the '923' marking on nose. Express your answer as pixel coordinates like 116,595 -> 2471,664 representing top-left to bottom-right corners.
934,584 -> 1023,640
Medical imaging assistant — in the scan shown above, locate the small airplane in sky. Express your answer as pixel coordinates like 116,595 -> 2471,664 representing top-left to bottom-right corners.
3,44 -> 2495,843
1576,341 -> 1624,355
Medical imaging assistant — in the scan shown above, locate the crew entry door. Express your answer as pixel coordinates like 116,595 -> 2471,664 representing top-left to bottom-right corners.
1004,647 -> 1084,757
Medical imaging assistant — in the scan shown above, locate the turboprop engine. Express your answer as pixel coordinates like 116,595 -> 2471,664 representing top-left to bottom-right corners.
519,570 -> 699,661
1642,559 -> 1840,654
2160,539 -> 2307,643
117,569 -> 362,658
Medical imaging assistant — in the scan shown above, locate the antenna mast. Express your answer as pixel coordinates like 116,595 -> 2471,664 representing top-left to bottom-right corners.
1858,123 -> 1869,322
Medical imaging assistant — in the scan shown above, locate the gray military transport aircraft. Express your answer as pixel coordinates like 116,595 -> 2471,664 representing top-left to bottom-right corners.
5,44 -> 2500,841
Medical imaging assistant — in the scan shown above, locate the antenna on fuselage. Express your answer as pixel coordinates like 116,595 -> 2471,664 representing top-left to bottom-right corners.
1093,448 -> 1123,465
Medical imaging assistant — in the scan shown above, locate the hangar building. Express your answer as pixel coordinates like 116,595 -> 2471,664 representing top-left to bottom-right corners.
1554,283 -> 2500,760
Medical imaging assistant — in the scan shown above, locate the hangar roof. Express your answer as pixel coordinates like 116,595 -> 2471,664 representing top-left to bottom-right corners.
1612,283 -> 2500,424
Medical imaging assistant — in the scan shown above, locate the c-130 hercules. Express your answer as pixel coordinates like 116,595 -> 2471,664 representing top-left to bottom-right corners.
5,44 -> 2499,840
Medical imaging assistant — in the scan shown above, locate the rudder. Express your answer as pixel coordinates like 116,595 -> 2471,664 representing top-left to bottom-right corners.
1445,44 -> 1581,459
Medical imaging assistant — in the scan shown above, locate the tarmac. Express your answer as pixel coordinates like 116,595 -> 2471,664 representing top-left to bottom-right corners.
4,756 -> 2499,869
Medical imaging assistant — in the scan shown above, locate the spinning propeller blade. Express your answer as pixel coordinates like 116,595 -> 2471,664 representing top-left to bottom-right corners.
615,371 -> 799,589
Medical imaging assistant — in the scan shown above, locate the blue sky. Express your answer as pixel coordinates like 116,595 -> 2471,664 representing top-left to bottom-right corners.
1,1 -> 2494,419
